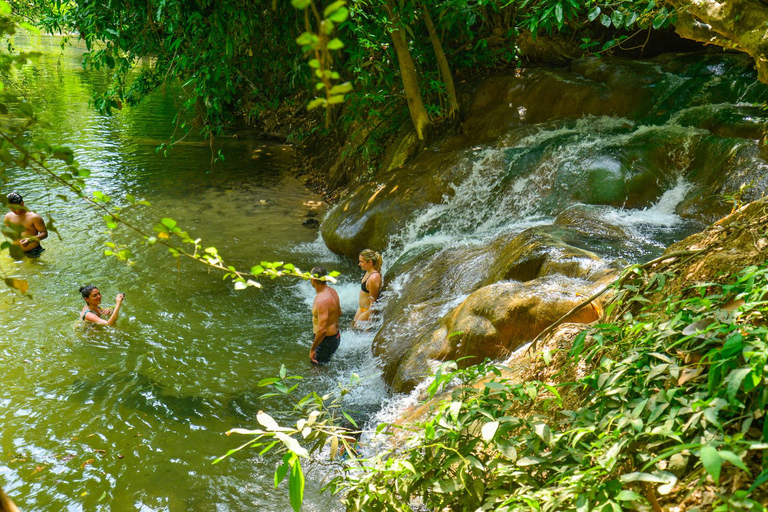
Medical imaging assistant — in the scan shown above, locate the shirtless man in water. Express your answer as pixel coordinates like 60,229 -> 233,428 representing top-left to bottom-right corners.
4,193 -> 48,257
309,267 -> 341,365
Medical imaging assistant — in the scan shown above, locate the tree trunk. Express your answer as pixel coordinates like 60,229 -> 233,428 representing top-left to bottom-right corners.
423,7 -> 458,118
386,0 -> 432,140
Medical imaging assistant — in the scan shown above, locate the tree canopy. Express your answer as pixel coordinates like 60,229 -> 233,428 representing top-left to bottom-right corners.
11,0 -> 684,145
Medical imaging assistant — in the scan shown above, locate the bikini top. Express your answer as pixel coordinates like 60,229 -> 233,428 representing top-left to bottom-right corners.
361,271 -> 380,293
80,308 -> 103,321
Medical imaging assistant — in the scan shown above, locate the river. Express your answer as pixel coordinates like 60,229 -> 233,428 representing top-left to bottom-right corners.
0,34 -> 384,511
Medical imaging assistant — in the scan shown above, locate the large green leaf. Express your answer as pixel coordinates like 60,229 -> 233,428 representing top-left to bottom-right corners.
699,446 -> 722,483
289,459 -> 305,512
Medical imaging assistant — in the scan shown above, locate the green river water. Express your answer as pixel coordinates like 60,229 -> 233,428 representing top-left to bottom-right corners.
1,35 -> 381,511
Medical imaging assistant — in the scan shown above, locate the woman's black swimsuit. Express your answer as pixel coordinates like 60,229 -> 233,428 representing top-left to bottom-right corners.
81,308 -> 104,321
361,271 -> 379,293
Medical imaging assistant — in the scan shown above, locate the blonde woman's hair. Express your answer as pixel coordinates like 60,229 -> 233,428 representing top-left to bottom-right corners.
360,249 -> 382,272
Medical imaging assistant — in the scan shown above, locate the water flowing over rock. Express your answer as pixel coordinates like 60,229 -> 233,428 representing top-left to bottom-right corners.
322,53 -> 768,261
322,52 -> 768,393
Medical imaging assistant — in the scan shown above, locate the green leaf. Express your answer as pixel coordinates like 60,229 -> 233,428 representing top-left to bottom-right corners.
554,4 -> 563,25
295,32 -> 317,47
161,218 -> 177,229
274,462 -> 289,488
533,422 -> 552,446
432,478 -> 462,493
307,98 -> 326,110
18,102 -> 34,118
291,0 -> 311,9
323,0 -> 345,17
700,446 -> 722,483
328,7 -> 348,23
611,11 -> 624,28
570,330 -> 588,358
726,367 -> 751,404
588,6 -> 601,21
481,421 -> 499,442
327,38 -> 344,50
615,490 -> 644,502
600,13 -> 611,27
51,146 -> 74,164
289,459 -> 305,512
342,411 -> 358,429
718,450 -> 748,471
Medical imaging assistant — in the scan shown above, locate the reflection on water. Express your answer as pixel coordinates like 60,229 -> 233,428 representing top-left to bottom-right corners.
0,35 -> 381,511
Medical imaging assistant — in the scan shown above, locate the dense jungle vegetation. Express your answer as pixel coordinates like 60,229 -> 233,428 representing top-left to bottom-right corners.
9,0 -> 684,183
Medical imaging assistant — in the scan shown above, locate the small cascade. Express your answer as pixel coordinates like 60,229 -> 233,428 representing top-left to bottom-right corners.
314,53 -> 768,433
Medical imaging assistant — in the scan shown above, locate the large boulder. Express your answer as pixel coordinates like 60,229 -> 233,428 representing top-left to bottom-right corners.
388,276 -> 603,393
667,0 -> 768,84
373,227 -> 610,391
374,242 -> 505,380
485,226 -> 607,284
462,59 -> 664,142
320,149 -> 468,260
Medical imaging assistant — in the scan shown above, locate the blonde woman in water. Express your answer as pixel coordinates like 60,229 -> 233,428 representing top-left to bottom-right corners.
354,249 -> 382,327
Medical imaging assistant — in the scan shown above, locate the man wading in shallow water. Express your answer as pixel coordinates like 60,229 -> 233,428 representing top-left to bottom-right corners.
3,192 -> 48,258
309,267 -> 341,365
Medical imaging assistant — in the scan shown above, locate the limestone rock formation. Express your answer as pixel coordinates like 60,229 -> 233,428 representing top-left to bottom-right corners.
668,0 -> 768,83
387,276 -> 603,393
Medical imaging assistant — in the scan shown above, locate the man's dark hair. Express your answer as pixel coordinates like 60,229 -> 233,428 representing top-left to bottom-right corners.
310,267 -> 327,280
6,192 -> 22,205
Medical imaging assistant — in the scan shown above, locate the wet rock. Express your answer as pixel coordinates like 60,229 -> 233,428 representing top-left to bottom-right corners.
382,244 -> 443,288
554,205 -> 630,240
486,226 -> 606,284
388,277 -> 603,393
372,226 -> 609,391
320,149 -> 469,259
373,243 -> 500,378
302,218 -> 320,228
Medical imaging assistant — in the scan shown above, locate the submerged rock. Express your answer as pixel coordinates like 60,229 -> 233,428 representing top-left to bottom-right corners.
554,204 -> 630,240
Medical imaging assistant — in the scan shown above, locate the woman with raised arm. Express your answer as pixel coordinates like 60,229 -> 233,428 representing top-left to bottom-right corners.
79,285 -> 125,326
354,249 -> 382,327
